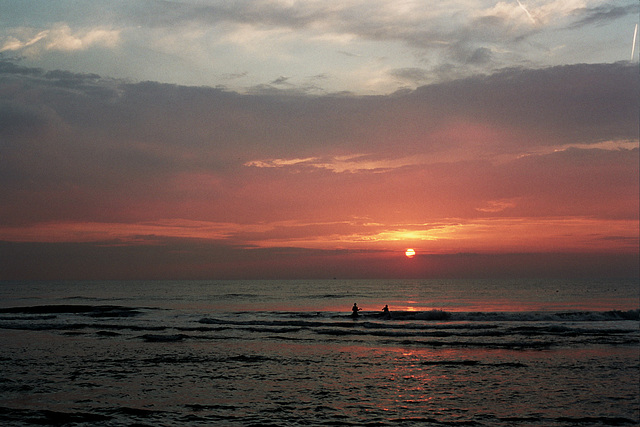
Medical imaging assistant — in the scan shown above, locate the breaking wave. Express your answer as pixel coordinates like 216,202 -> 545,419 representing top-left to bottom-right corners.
1,305 -> 636,350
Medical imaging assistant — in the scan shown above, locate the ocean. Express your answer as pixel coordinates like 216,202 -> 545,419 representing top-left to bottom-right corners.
0,278 -> 638,426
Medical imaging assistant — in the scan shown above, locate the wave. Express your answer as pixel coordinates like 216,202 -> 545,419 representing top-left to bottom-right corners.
494,415 -> 638,426
1,304 -> 637,321
2,405 -> 637,427
0,305 -> 142,317
0,406 -> 171,426
141,334 -> 189,342
448,309 -> 640,322
0,305 -> 637,349
423,359 -> 526,366
355,309 -> 640,322
0,407 -> 111,425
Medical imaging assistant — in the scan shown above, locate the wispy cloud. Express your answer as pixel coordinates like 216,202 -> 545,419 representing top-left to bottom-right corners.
0,1 -> 637,279
1,0 -> 636,93
1,24 -> 120,54
570,4 -> 638,28
245,154 -> 427,173
475,199 -> 519,213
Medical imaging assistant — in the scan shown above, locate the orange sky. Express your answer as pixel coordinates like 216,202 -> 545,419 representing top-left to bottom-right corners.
0,62 -> 638,279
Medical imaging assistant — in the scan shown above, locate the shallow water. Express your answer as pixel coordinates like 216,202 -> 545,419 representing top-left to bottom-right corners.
0,279 -> 638,426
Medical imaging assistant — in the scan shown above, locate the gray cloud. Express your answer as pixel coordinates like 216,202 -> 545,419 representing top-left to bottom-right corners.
270,76 -> 291,85
2,0 -> 637,94
570,4 -> 638,28
0,60 -> 637,226
411,62 -> 638,144
389,68 -> 430,84
2,239 -> 637,280
467,47 -> 493,65
0,101 -> 49,138
2,60 -> 636,152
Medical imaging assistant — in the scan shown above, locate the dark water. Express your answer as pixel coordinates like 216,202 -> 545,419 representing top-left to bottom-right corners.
0,279 -> 638,426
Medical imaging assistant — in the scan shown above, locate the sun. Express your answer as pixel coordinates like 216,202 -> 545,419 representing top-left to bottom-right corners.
405,248 -> 416,258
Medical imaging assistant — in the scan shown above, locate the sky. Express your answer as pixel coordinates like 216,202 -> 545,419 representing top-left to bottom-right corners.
0,0 -> 638,280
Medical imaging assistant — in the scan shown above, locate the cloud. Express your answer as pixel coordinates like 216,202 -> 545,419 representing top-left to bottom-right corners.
2,238 -> 638,280
0,2 -> 637,279
467,47 -> 493,64
0,218 -> 276,244
245,153 -> 430,173
570,4 -> 638,28
389,67 -> 430,84
0,60 -> 637,270
1,0 -> 637,94
1,60 -> 636,156
221,71 -> 249,80
1,24 -> 120,55
475,199 -> 518,213
0,101 -> 50,138
270,75 -> 291,85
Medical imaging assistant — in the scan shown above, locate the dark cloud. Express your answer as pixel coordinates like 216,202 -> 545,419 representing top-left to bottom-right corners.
570,4 -> 638,28
1,239 -> 637,280
0,60 -> 637,227
221,71 -> 248,80
270,76 -> 291,85
0,57 -> 43,76
0,101 -> 49,138
43,69 -> 101,87
2,60 -> 636,154
467,47 -> 493,65
2,3 -> 637,280
389,68 -> 430,84
411,62 -> 638,144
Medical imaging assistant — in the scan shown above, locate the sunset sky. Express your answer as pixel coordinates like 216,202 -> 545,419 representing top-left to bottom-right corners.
0,0 -> 638,279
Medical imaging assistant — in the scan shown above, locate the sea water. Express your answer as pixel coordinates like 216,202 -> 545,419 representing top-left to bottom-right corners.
0,279 -> 638,426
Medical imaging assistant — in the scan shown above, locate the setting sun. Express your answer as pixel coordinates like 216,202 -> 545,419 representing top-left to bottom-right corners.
405,248 -> 416,258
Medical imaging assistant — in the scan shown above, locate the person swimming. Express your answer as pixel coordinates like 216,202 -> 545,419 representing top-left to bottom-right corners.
351,303 -> 362,317
382,304 -> 390,318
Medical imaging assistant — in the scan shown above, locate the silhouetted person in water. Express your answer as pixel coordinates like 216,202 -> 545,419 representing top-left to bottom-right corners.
382,304 -> 390,319
351,303 -> 362,317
